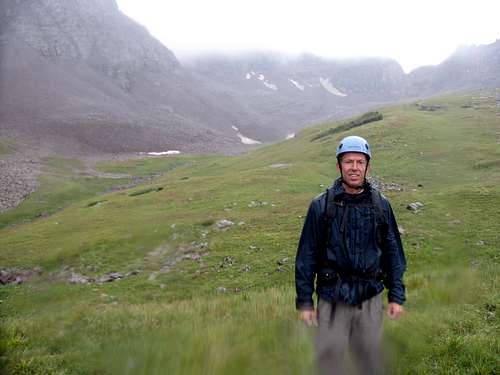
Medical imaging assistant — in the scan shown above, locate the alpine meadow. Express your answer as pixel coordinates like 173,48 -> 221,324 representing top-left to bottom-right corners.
0,90 -> 499,374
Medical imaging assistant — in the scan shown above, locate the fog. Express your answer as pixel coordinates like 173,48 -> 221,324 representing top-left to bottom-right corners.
116,0 -> 500,73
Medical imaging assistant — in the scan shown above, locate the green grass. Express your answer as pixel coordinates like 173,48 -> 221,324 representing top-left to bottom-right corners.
0,89 -> 499,374
0,157 -> 132,230
96,155 -> 193,177
0,139 -> 16,155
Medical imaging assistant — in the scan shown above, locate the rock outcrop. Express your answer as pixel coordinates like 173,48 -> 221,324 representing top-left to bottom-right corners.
0,0 -> 246,154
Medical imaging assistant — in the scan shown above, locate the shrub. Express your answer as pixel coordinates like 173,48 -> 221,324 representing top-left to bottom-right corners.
128,187 -> 164,197
311,111 -> 383,141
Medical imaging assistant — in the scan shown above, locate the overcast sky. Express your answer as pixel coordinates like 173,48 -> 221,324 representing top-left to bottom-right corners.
116,0 -> 500,73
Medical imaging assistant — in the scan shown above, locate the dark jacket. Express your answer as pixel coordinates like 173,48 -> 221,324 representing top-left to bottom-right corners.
295,178 -> 406,310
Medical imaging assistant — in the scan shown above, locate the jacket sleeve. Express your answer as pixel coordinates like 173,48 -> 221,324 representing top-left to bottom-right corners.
295,197 -> 322,310
380,200 -> 407,305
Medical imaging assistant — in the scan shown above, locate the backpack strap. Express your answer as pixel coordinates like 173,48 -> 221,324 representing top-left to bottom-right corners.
371,188 -> 387,246
370,188 -> 384,220
320,187 -> 342,265
326,187 -> 340,219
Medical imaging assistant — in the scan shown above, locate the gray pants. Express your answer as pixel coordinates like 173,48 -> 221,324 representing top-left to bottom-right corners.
315,293 -> 384,375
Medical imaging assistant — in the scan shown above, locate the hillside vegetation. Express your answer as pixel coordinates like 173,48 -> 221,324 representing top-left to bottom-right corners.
0,90 -> 499,374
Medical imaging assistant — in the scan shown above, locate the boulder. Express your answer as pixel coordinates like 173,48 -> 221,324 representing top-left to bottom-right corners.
406,202 -> 424,212
216,219 -> 234,229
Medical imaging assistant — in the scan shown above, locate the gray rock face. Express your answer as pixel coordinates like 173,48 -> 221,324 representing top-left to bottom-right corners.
0,0 -> 245,154
2,0 -> 179,77
405,40 -> 500,96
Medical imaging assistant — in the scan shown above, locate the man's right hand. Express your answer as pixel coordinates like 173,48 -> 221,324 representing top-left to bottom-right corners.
298,309 -> 318,327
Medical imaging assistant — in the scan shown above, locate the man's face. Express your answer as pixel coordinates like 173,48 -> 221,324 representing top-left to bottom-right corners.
336,152 -> 370,188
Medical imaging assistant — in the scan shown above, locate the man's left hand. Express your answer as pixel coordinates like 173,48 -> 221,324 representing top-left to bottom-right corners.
387,302 -> 404,320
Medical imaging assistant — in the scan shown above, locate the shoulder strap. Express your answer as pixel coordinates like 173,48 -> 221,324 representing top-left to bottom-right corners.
325,187 -> 338,219
371,188 -> 388,246
319,187 -> 337,266
371,188 -> 385,223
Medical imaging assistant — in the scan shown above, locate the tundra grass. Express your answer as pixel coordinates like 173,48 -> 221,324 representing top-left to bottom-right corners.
0,139 -> 16,155
96,154 -> 196,177
0,157 -> 132,229
0,90 -> 499,374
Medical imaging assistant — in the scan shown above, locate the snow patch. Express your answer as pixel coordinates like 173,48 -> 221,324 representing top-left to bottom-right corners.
319,77 -> 347,97
263,81 -> 277,90
286,133 -> 295,139
245,71 -> 277,90
147,150 -> 180,156
237,133 -> 261,145
289,79 -> 304,91
232,125 -> 239,131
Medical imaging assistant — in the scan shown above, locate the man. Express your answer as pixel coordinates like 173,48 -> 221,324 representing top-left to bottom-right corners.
295,135 -> 406,375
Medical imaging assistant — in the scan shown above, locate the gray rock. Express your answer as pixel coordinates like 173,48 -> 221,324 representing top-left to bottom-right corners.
406,202 -> 424,212
181,253 -> 201,261
69,273 -> 93,284
242,264 -> 251,272
98,272 -> 124,283
216,219 -> 234,229
248,200 -> 269,208
368,177 -> 403,192
268,163 -> 291,169
220,256 -> 235,268
0,267 -> 43,286
277,257 -> 289,266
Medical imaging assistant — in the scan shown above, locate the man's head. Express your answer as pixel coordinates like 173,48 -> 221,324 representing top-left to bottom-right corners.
335,136 -> 371,191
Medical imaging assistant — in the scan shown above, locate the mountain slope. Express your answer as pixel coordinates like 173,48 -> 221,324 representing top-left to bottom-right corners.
184,40 -> 500,140
185,53 -> 406,140
0,0 -> 249,154
1,1 -> 499,154
405,39 -> 500,97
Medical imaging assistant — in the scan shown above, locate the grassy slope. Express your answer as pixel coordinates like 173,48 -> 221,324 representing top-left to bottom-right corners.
0,157 -> 133,230
0,139 -> 16,156
0,90 -> 499,374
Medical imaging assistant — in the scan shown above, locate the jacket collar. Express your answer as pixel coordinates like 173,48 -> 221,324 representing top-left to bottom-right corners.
331,177 -> 373,200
